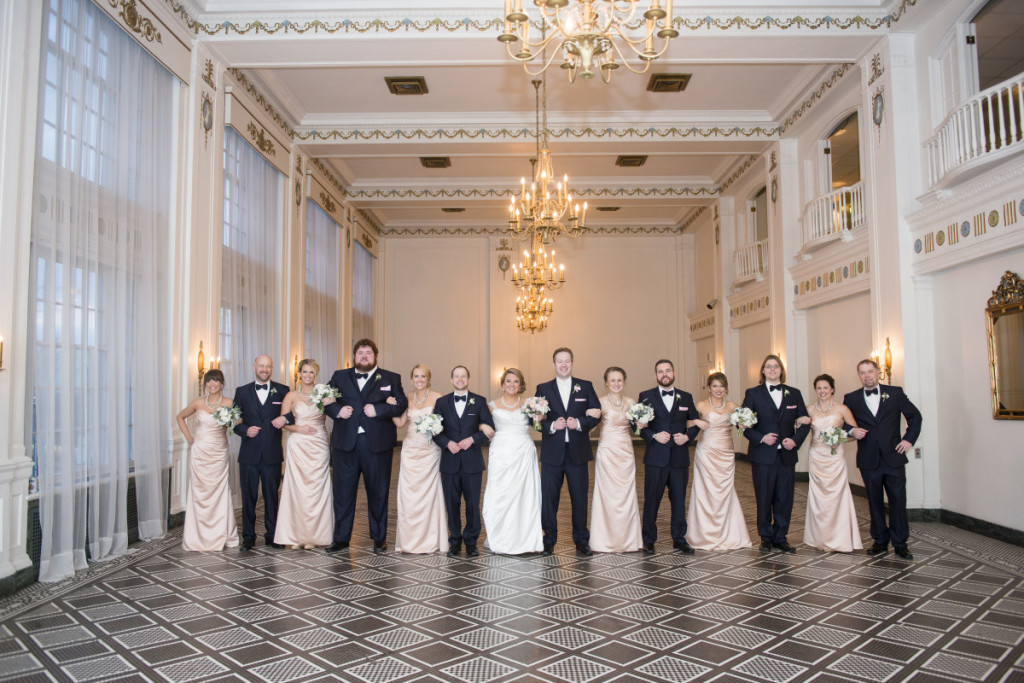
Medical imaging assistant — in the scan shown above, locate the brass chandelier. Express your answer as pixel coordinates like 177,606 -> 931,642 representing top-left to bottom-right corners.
511,237 -> 564,333
498,0 -> 678,83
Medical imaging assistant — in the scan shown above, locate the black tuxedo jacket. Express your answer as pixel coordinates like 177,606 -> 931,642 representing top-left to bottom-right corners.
232,380 -> 289,466
431,392 -> 494,474
638,387 -> 701,468
843,384 -> 922,469
323,367 -> 407,452
535,377 -> 600,466
741,384 -> 810,466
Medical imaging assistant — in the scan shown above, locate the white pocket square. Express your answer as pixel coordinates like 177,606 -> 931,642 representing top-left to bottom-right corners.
679,407 -> 688,411
381,385 -> 391,391
574,398 -> 587,402
272,401 -> 282,405
786,405 -> 797,409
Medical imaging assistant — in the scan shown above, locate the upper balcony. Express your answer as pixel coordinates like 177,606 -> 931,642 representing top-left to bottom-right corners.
797,181 -> 865,258
925,71 -> 1024,190
732,239 -> 768,289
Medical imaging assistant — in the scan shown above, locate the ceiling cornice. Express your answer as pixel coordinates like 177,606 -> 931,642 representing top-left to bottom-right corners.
293,124 -> 779,143
344,186 -> 722,200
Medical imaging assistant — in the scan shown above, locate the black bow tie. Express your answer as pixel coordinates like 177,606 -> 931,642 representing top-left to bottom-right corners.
255,384 -> 268,391
769,385 -> 783,392
454,395 -> 467,403
865,388 -> 879,396
355,372 -> 368,380
662,390 -> 674,397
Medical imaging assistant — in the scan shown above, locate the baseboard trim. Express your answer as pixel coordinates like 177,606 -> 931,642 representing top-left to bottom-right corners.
929,509 -> 1024,547
0,565 -> 36,600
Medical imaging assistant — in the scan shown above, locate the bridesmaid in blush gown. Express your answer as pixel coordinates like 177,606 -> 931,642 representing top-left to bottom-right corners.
589,367 -> 643,553
685,373 -> 751,551
393,364 -> 449,554
482,368 -> 544,554
801,374 -> 864,553
275,359 -> 334,549
176,369 -> 239,551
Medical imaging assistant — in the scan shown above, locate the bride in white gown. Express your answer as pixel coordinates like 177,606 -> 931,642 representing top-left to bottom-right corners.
482,368 -> 544,554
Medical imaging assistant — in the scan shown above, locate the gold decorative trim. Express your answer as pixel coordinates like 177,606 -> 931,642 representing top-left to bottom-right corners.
720,155 -> 761,192
868,53 -> 885,86
355,208 -> 381,236
380,225 -> 688,237
988,271 -> 1024,308
779,64 -> 854,133
202,59 -> 216,90
680,206 -> 709,232
295,156 -> 303,174
730,294 -> 771,319
293,125 -> 779,143
162,0 -> 197,30
361,233 -> 374,250
795,258 -> 869,297
319,191 -> 337,214
344,186 -> 721,200
108,0 -> 162,43
309,158 -> 346,197
229,69 -> 294,135
246,122 -> 276,155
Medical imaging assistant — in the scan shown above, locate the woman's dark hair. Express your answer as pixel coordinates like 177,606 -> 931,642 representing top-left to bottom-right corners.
707,372 -> 728,390
813,373 -> 836,392
603,366 -> 627,382
203,369 -> 225,386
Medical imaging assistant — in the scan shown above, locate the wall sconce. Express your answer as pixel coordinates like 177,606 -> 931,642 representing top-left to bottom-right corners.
871,337 -> 893,382
0,335 -> 5,371
197,340 -> 205,395
292,355 -> 300,389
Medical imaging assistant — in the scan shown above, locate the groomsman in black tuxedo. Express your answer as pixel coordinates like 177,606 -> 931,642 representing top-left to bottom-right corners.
232,354 -> 290,551
323,339 -> 407,554
432,366 -> 494,557
741,354 -> 810,553
535,347 -> 601,556
638,359 -> 702,555
844,359 -> 922,560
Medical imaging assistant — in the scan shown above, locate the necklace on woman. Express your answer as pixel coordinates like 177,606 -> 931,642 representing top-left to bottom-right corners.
299,386 -> 312,400
413,389 -> 428,406
500,394 -> 521,409
815,399 -> 833,413
204,393 -> 220,410
709,396 -> 726,411
608,394 -> 624,408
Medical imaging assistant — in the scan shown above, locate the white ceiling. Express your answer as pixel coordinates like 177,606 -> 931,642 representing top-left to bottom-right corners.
193,1 -> 914,231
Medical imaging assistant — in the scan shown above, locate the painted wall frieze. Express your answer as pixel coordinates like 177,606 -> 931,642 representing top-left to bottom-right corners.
292,125 -> 779,143
343,186 -> 722,200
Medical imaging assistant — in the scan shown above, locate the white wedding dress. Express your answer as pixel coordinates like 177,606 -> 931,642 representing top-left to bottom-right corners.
482,406 -> 545,554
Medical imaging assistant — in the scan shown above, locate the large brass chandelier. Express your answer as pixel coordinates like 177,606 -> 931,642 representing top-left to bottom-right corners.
499,0 -> 678,83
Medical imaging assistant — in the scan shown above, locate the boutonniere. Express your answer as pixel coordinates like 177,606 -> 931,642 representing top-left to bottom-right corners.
269,387 -> 278,397
881,392 -> 890,402
783,388 -> 790,398
374,373 -> 381,383
469,398 -> 476,405
573,383 -> 581,393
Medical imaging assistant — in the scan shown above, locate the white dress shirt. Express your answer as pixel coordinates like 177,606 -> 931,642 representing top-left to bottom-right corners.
356,366 -> 377,433
661,387 -> 675,413
454,391 -> 468,418
865,386 -> 881,415
767,383 -> 783,409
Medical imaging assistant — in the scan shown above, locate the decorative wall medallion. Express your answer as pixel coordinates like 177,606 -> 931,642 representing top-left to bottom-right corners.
989,210 -> 999,227
858,260 -> 864,273
714,226 -> 720,245
872,87 -> 885,126
246,122 -> 276,155
200,92 -> 213,148
816,276 -> 822,287
914,239 -> 922,253
794,285 -> 799,295
770,176 -> 778,204
202,59 -> 216,90
961,221 -> 971,238
109,0 -> 161,44
935,231 -> 945,246
868,53 -> 885,85
361,233 -> 373,250
295,181 -> 301,206
843,266 -> 849,278
498,255 -> 510,278
1019,199 -> 1024,216
319,191 -> 336,214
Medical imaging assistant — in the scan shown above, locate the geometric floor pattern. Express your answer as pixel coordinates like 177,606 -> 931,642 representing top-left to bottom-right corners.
2,457 -> 1023,683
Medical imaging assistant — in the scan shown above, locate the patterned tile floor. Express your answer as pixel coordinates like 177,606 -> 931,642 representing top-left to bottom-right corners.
2,456 -> 1023,683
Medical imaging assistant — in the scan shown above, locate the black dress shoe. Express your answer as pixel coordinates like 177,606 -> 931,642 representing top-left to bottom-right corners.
325,541 -> 349,554
642,543 -> 656,555
759,540 -> 772,553
266,542 -> 285,550
466,546 -> 479,557
240,540 -> 255,552
866,543 -> 888,556
541,545 -> 554,556
575,544 -> 593,556
373,541 -> 387,554
446,545 -> 461,557
773,542 -> 796,554
673,541 -> 696,554
894,546 -> 914,561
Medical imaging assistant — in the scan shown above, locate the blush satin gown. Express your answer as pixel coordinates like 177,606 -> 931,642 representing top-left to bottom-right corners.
804,412 -> 863,552
395,405 -> 449,554
589,397 -> 643,553
182,409 -> 239,551
275,399 -> 333,547
685,409 -> 751,550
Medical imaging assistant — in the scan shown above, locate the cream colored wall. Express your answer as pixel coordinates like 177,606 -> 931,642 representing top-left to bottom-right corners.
736,321 -> 772,395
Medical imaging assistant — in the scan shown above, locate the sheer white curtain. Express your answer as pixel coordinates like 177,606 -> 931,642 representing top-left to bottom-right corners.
352,241 -> 375,343
220,127 -> 282,400
304,201 -> 339,373
28,0 -> 174,582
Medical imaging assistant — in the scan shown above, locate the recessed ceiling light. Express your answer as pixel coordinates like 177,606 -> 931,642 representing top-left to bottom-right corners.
385,77 -> 428,95
615,155 -> 648,167
420,157 -> 451,169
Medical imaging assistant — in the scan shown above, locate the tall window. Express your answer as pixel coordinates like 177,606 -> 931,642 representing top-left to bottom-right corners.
304,201 -> 340,373
29,0 -> 174,581
824,112 -> 861,191
352,240 -> 375,343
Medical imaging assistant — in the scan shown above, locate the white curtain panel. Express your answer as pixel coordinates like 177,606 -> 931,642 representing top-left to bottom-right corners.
29,0 -> 174,582
220,128 -> 283,490
304,200 -> 340,376
352,241 -> 375,345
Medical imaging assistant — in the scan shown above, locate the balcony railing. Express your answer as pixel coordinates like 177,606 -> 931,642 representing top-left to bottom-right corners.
802,181 -> 864,246
925,72 -> 1024,188
734,239 -> 768,282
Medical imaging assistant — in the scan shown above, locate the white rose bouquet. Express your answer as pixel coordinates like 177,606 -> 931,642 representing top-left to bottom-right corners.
414,413 -> 443,437
729,406 -> 757,434
310,383 -> 341,414
522,396 -> 550,432
820,425 -> 847,454
625,401 -> 655,436
212,404 -> 242,428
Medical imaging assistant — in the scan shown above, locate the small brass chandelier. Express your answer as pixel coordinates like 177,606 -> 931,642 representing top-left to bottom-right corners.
512,236 -> 565,333
499,0 -> 678,83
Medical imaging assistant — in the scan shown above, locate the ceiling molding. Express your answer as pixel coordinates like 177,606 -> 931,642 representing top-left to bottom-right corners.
778,63 -> 856,133
378,225 -> 688,237
719,155 -> 762,193
344,186 -> 723,200
227,68 -> 295,134
292,125 -> 779,143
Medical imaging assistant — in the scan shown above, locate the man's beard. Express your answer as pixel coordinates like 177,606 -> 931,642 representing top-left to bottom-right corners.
355,361 -> 374,372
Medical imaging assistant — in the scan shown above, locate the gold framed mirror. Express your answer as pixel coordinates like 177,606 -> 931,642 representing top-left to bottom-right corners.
987,271 -> 1024,419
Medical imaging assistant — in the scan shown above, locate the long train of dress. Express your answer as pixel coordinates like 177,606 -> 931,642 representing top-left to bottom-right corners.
481,407 -> 544,554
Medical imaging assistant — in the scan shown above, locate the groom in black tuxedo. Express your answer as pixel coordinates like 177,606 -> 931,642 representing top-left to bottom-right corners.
535,347 -> 601,556
323,339 -> 407,553
844,359 -> 922,560
432,366 -> 494,557
741,354 -> 810,553
638,359 -> 702,555
232,354 -> 289,551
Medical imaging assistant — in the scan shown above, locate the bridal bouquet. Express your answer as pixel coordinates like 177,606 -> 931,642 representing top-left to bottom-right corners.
820,425 -> 847,454
212,404 -> 242,428
625,401 -> 654,436
414,412 -> 443,437
522,396 -> 550,432
310,383 -> 341,414
729,406 -> 757,434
